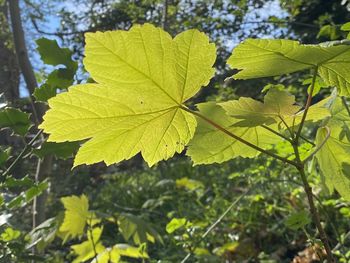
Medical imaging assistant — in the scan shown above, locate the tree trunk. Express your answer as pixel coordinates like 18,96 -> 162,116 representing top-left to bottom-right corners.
8,0 -> 52,227
0,0 -> 20,103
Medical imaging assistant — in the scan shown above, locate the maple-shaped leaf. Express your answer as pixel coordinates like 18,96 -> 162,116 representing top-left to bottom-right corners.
39,24 -> 216,167
316,127 -> 350,201
59,195 -> 89,241
227,39 -> 350,96
71,227 -> 105,263
220,88 -> 330,129
220,88 -> 300,127
315,98 -> 350,200
186,102 -> 281,165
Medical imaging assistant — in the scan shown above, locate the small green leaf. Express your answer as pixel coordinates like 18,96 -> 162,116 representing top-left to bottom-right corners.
47,68 -> 75,89
93,247 -> 120,263
0,227 -> 21,242
36,38 -> 77,70
59,195 -> 89,241
33,84 -> 56,102
33,141 -> 80,159
220,88 -> 300,127
285,211 -> 311,230
221,88 -> 330,129
341,22 -> 350,31
113,244 -> 149,259
4,176 -> 34,189
0,147 -> 10,167
176,177 -> 204,191
0,108 -> 31,136
71,227 -> 105,263
25,181 -> 48,202
317,25 -> 340,40
7,195 -> 24,209
117,213 -> 162,245
166,218 -> 188,233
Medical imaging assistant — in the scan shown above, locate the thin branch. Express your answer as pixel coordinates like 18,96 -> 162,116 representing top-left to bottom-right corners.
297,166 -> 334,262
31,17 -> 92,37
241,20 -> 320,29
302,126 -> 330,164
180,106 -> 298,167
1,130 -> 43,182
279,116 -> 295,139
180,189 -> 250,263
299,134 -> 316,147
292,138 -> 334,261
261,124 -> 292,142
88,216 -> 99,263
295,66 -> 318,142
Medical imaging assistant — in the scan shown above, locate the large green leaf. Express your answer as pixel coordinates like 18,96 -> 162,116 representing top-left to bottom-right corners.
228,39 -> 350,96
186,102 -> 281,165
40,24 -> 216,167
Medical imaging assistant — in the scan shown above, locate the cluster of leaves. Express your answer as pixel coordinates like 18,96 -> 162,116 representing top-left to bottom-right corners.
2,10 -> 350,261
40,23 -> 350,204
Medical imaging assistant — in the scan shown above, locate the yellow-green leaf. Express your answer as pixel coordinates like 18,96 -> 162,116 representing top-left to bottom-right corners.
316,127 -> 350,200
221,88 -> 330,129
220,88 -> 300,127
59,195 -> 89,241
71,227 -> 105,263
315,97 -> 350,200
227,39 -> 350,96
187,102 -> 281,165
40,24 -> 216,167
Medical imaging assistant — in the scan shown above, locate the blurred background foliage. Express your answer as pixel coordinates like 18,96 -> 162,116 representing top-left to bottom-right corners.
0,0 -> 350,262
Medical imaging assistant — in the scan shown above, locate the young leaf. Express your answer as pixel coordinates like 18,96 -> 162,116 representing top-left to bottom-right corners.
166,218 -> 188,233
315,98 -> 350,200
0,108 -> 31,136
220,88 -> 300,127
315,127 -> 350,200
220,88 -> 330,129
186,102 -> 281,165
227,39 -> 350,96
39,24 -> 216,167
71,227 -> 105,263
59,195 -> 89,241
36,38 -> 77,71
0,147 -> 10,168
33,84 -> 56,102
113,244 -> 149,259
285,211 -> 311,230
117,213 -> 162,245
93,247 -> 120,263
33,141 -> 80,160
